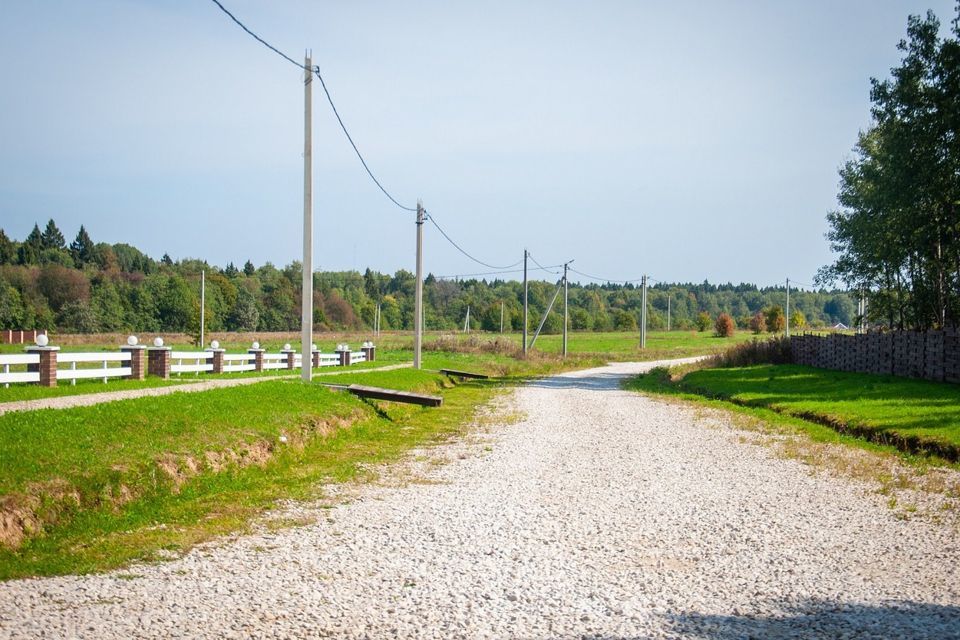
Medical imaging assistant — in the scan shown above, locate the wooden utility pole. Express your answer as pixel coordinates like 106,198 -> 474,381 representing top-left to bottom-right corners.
562,262 -> 569,357
522,249 -> 528,355
301,52 -> 314,382
414,202 -> 424,369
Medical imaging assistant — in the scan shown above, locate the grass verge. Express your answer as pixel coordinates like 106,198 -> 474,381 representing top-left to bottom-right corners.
626,365 -> 960,465
0,351 -> 587,579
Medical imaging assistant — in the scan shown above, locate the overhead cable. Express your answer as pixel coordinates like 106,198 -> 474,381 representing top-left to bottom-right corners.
527,253 -> 561,275
209,0 -> 416,213
435,264 -> 565,280
568,267 -> 644,284
426,213 -> 523,270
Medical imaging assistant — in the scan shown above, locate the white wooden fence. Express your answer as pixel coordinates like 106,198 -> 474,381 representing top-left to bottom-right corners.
171,351 -> 214,376
59,352 -> 132,384
0,353 -> 40,386
0,341 -> 375,388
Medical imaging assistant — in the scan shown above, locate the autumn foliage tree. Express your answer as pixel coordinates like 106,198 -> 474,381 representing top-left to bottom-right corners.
714,312 -> 735,337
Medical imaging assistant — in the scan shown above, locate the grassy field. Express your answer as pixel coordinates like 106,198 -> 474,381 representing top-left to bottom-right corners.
0,330 -> 747,403
628,364 -> 960,462
0,351 -> 599,579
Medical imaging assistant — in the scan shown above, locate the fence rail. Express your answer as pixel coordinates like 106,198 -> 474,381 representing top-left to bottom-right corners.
0,341 -> 377,388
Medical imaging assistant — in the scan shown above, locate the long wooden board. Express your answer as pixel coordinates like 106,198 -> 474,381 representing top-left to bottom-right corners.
346,384 -> 443,407
439,369 -> 489,380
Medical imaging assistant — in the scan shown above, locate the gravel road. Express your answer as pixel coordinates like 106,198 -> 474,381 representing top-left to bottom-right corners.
1,360 -> 959,639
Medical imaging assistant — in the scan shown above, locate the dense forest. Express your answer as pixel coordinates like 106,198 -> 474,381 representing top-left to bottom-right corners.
0,221 -> 858,337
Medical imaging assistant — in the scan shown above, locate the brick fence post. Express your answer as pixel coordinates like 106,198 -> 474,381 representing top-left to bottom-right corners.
281,348 -> 297,370
248,348 -> 265,372
147,345 -> 172,379
26,345 -> 59,387
208,348 -> 226,374
312,348 -> 320,368
362,342 -> 376,362
122,345 -> 146,380
336,345 -> 351,366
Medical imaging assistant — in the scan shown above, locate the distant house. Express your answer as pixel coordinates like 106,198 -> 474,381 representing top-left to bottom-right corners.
831,323 -> 848,331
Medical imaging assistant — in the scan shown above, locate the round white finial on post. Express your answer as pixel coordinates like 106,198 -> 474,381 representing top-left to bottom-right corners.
36,334 -> 49,347
210,340 -> 220,349
127,335 -> 138,346
153,337 -> 164,347
252,341 -> 260,350
283,343 -> 291,351
312,343 -> 317,351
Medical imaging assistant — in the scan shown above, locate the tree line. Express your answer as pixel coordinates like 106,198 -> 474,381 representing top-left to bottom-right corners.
0,221 -> 857,338
819,6 -> 960,329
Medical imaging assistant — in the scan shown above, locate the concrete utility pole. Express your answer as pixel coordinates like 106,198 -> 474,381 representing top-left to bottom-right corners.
463,306 -> 470,333
522,249 -> 528,355
200,270 -> 205,347
301,52 -> 314,382
785,278 -> 790,338
640,275 -> 647,349
500,300 -> 504,334
414,201 -> 424,369
562,262 -> 569,357
667,294 -> 671,332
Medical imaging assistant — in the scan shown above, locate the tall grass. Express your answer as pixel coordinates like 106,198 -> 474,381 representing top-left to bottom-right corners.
709,335 -> 792,368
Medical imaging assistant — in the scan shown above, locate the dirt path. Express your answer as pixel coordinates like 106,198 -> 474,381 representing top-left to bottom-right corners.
1,360 -> 958,639
0,363 -> 412,416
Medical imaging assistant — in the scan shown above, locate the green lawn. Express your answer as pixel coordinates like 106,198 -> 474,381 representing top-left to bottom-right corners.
427,329 -> 757,360
0,351 -> 593,579
631,364 -> 960,461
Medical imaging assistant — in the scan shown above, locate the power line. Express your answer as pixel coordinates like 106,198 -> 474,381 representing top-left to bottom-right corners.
568,267 -> 644,284
426,213 -> 523,270
209,0 -> 416,213
312,68 -> 417,212
528,253 -> 561,275
209,0 -> 305,70
435,264 -> 564,280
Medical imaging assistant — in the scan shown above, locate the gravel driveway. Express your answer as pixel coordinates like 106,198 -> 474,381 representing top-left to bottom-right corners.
1,360 -> 959,639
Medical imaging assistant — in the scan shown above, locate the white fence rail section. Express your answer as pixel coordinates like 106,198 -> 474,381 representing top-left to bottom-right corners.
171,351 -> 214,376
222,353 -> 256,373
0,340 -> 375,387
317,353 -> 339,367
0,353 -> 41,387
59,352 -> 132,385
263,353 -> 287,371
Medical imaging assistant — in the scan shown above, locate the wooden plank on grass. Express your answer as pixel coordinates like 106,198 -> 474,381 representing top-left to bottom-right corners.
346,384 -> 443,407
439,369 -> 489,380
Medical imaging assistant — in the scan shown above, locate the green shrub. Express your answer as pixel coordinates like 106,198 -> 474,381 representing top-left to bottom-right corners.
695,311 -> 712,332
790,310 -> 806,330
765,305 -> 785,333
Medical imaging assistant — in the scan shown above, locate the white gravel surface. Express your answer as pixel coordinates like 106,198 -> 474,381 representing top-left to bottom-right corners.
1,359 -> 959,639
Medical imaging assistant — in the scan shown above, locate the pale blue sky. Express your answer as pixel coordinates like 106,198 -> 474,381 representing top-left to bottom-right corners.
1,1 -> 956,286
